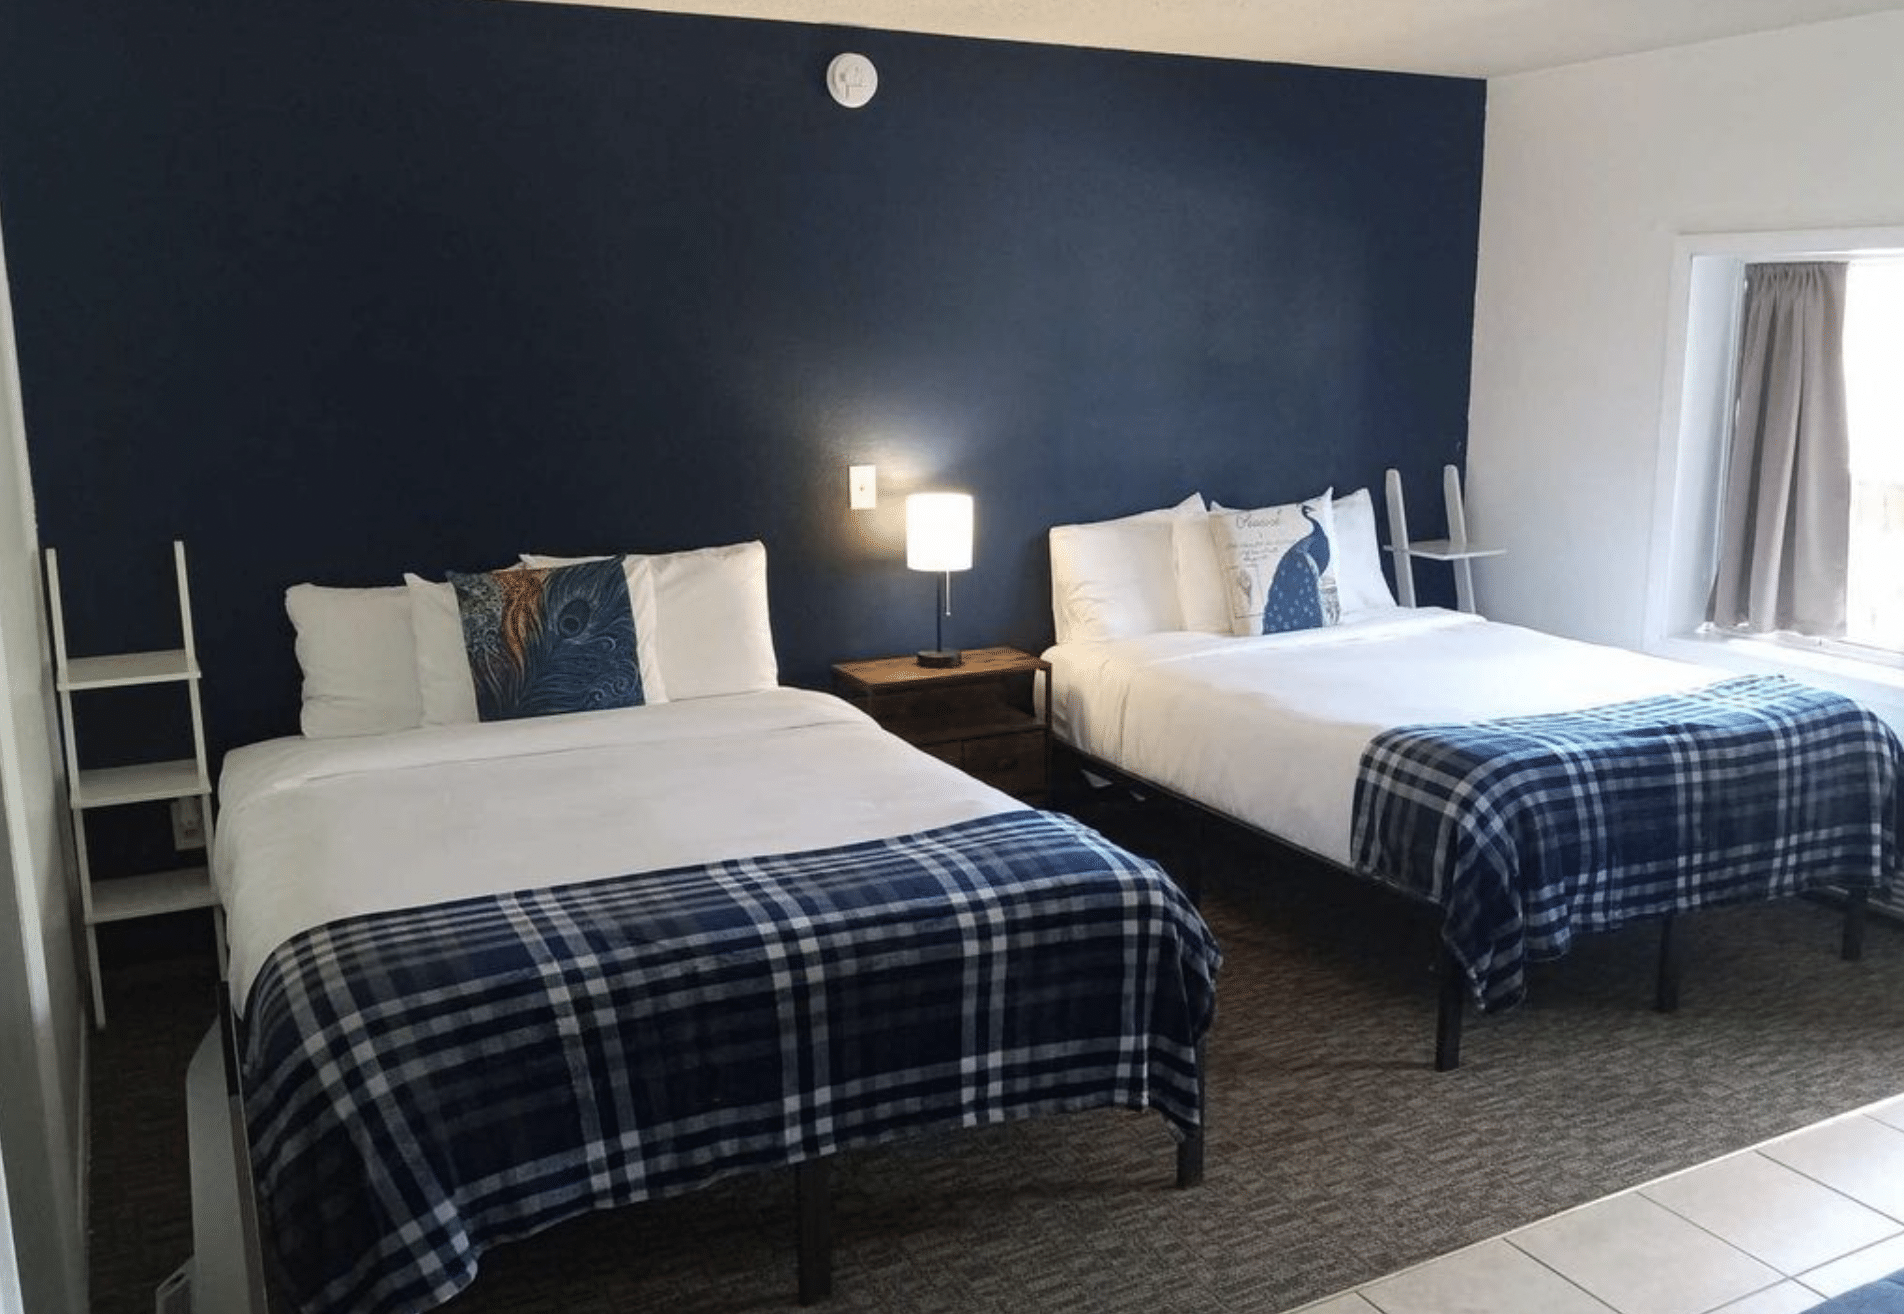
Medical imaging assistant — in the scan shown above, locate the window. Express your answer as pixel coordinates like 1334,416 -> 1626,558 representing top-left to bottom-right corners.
1843,262 -> 1904,654
1651,231 -> 1904,677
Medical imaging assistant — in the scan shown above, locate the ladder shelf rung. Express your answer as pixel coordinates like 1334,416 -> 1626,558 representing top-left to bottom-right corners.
73,759 -> 209,809
88,867 -> 215,924
60,648 -> 199,690
1405,539 -> 1508,562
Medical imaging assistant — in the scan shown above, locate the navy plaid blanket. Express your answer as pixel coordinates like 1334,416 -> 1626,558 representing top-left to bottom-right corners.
1350,675 -> 1901,1012
1803,1266 -> 1904,1312
240,810 -> 1220,1314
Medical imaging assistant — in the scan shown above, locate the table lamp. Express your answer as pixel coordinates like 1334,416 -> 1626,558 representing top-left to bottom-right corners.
906,492 -> 973,667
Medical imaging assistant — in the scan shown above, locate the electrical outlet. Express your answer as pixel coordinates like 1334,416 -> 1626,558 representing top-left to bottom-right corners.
171,796 -> 206,851
154,1262 -> 192,1314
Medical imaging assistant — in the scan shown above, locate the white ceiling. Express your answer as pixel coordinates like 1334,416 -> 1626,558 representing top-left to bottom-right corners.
510,0 -> 1904,77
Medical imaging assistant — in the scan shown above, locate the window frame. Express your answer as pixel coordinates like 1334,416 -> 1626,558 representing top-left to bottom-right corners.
1645,224 -> 1904,716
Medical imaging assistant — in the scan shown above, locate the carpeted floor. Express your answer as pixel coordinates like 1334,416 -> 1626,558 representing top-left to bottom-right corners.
87,808 -> 1904,1314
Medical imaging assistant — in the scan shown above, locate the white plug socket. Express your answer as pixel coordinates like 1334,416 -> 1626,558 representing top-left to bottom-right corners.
171,796 -> 206,851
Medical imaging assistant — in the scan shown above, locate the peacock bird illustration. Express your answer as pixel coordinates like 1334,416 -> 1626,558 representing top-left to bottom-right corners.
1259,504 -> 1332,634
452,557 -> 644,720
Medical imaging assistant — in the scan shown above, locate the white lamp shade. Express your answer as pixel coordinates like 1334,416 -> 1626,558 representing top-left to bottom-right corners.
906,493 -> 974,573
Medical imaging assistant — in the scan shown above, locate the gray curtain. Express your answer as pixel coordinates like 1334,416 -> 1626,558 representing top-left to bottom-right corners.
1707,261 -> 1851,636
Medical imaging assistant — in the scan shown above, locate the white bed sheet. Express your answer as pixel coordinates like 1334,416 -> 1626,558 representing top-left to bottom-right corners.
1044,608 -> 1721,869
214,688 -> 1024,1012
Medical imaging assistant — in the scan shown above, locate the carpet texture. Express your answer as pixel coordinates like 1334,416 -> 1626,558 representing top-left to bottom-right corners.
87,811 -> 1904,1314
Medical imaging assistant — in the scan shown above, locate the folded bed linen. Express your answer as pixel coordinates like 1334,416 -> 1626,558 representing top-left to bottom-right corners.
245,810 -> 1218,1314
1355,674 -> 1899,1009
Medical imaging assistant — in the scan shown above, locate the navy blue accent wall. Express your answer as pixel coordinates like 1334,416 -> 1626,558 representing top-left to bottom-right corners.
0,0 -> 1483,762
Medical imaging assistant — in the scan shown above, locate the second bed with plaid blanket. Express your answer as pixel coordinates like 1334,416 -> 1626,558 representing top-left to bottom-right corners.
1350,674 -> 1901,1011
240,809 -> 1221,1314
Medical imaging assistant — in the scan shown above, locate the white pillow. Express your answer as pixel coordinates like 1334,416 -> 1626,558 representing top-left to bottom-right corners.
1207,490 -> 1340,636
1049,494 -> 1207,644
285,584 -> 423,738
405,574 -> 482,726
407,557 -> 669,725
522,540 -> 776,701
1172,501 -> 1229,634
1331,487 -> 1399,614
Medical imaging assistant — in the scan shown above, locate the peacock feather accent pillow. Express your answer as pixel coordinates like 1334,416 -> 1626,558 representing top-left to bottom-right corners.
448,556 -> 645,721
1207,490 -> 1341,636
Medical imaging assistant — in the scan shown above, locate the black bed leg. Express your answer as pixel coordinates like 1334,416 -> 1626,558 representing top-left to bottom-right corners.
1435,949 -> 1464,1072
1176,805 -> 1208,907
795,1155 -> 833,1305
1175,1127 -> 1205,1188
1843,887 -> 1868,962
1175,1038 -> 1207,1188
1655,913 -> 1683,1013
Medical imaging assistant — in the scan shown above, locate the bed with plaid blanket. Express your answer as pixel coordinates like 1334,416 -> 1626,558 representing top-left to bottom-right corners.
240,809 -> 1220,1314
1351,674 -> 1901,1012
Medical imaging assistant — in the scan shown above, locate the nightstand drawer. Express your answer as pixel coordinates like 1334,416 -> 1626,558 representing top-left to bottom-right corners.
918,741 -> 964,768
873,685 -> 999,728
870,686 -> 1037,749
962,731 -> 1046,797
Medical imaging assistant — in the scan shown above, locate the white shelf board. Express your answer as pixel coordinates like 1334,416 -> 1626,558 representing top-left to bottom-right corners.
73,758 -> 209,809
59,648 -> 199,690
1405,538 -> 1508,562
89,866 -> 214,924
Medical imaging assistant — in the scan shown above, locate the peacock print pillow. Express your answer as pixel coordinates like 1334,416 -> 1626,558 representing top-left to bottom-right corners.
447,556 -> 645,721
1207,490 -> 1340,636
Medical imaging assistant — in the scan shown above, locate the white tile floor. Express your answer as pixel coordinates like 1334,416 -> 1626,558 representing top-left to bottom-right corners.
1291,1093 -> 1904,1314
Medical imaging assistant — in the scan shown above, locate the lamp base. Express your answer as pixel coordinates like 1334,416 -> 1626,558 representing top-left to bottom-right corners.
916,648 -> 963,669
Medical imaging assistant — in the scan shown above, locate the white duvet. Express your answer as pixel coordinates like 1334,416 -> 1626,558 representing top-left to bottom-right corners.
214,688 -> 1024,1012
1045,608 -> 1722,869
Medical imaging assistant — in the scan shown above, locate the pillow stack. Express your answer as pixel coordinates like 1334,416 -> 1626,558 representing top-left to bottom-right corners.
1048,487 -> 1399,643
286,539 -> 776,739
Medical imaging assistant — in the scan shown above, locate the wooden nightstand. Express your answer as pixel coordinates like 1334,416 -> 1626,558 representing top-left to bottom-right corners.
832,646 -> 1051,802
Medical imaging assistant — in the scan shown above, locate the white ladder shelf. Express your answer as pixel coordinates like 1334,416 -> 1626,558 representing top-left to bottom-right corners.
1383,465 -> 1505,613
46,540 -> 219,1027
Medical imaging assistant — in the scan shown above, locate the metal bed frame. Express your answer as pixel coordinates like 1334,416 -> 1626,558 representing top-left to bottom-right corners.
1051,741 -> 1868,1073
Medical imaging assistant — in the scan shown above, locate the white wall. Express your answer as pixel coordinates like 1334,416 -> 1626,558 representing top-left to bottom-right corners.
0,212 -> 87,1311
1467,11 -> 1904,662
